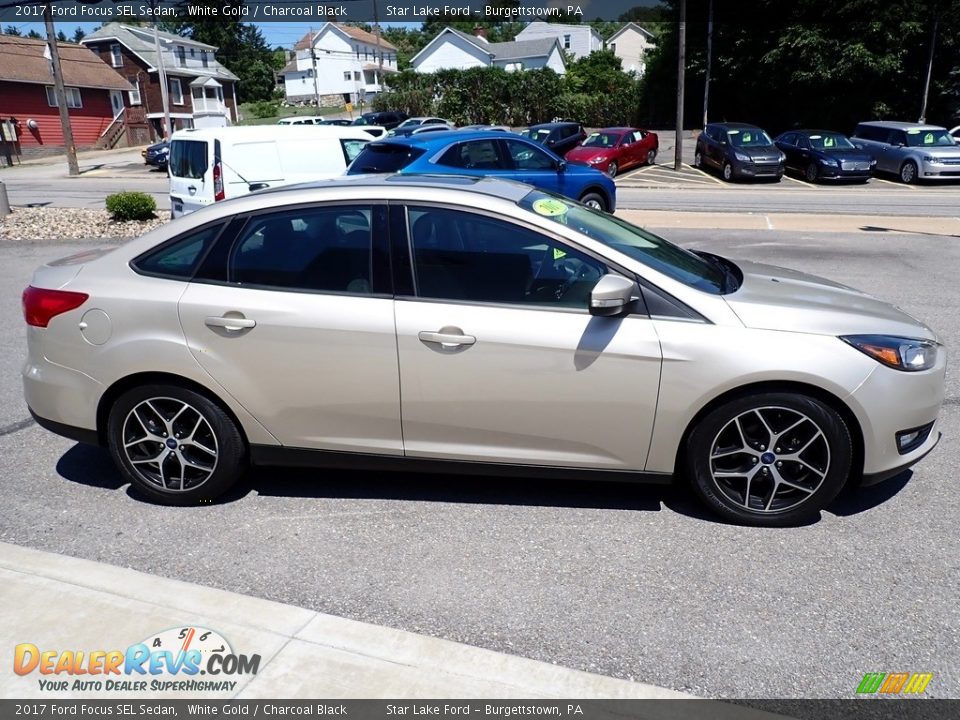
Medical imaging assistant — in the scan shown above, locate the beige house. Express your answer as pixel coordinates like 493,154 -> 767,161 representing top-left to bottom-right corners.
606,23 -> 656,76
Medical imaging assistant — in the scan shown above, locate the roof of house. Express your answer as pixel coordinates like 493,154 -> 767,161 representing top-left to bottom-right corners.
516,21 -> 602,39
0,35 -> 131,91
81,23 -> 239,82
608,22 -> 658,43
294,24 -> 397,52
424,29 -> 562,65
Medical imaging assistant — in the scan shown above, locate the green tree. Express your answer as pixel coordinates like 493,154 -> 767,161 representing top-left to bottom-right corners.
26,29 -> 41,39
56,30 -> 67,43
2,26 -> 21,36
72,27 -> 86,43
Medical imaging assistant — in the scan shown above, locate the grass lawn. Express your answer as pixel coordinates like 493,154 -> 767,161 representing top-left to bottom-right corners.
237,103 -> 351,126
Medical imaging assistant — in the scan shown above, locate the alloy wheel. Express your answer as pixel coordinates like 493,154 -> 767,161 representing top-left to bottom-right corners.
121,397 -> 219,492
708,406 -> 830,513
900,161 -> 917,184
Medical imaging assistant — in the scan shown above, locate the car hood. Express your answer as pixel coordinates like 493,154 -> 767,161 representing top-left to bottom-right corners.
917,144 -> 960,158
723,259 -> 937,340
817,148 -> 873,162
736,145 -> 781,162
566,146 -> 615,163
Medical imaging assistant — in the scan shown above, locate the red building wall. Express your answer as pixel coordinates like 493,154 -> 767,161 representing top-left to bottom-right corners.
0,81 -> 116,148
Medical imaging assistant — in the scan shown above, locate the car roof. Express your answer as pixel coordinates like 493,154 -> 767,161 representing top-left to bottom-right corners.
250,173 -> 535,204
856,120 -> 946,131
790,129 -> 847,136
593,127 -> 636,134
529,122 -> 581,130
710,122 -> 764,130
376,130 -> 514,147
170,125 -> 372,142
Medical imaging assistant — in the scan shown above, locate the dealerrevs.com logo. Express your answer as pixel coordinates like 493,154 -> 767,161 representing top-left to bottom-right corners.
14,626 -> 260,693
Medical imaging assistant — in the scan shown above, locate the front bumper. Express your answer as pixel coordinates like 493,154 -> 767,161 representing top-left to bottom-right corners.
733,160 -> 784,178
920,159 -> 960,178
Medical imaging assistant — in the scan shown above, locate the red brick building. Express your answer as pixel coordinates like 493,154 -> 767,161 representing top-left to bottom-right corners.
0,35 -> 132,150
82,23 -> 239,142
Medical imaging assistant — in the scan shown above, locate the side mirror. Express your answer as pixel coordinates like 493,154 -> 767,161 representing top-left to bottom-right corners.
589,274 -> 637,317
556,160 -> 567,173
248,183 -> 270,192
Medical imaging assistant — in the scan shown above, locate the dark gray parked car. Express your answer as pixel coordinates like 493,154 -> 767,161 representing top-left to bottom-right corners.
694,122 -> 785,182
850,121 -> 960,183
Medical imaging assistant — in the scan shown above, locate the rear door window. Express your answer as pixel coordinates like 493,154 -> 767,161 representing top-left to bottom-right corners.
169,140 -> 208,179
438,140 -> 505,170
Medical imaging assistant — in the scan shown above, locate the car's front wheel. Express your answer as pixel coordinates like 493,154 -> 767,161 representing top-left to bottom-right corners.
646,149 -> 657,165
900,160 -> 918,184
805,163 -> 819,183
606,161 -> 618,178
107,384 -> 247,505
684,393 -> 852,526
722,162 -> 734,181
579,191 -> 607,211
693,150 -> 703,168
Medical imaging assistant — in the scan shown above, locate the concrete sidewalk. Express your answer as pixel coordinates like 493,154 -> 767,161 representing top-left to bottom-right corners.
0,542 -> 784,716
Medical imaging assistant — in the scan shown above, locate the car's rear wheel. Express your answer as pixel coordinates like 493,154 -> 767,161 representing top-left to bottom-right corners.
684,393 -> 852,526
722,162 -> 734,181
899,160 -> 918,184
606,161 -> 618,178
579,191 -> 607,211
107,384 -> 246,505
805,163 -> 819,183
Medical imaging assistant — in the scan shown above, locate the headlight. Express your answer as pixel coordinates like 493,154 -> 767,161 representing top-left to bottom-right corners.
819,157 -> 839,167
778,152 -> 786,162
591,156 -> 608,164
921,155 -> 939,163
734,152 -> 751,163
841,335 -> 939,372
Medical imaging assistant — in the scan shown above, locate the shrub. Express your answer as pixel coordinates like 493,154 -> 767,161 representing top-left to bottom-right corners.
105,191 -> 156,221
249,100 -> 279,118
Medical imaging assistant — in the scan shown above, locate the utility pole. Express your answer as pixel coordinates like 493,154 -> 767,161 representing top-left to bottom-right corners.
918,9 -> 939,123
374,0 -> 384,92
43,2 -> 79,176
674,0 -> 686,171
152,17 -> 172,139
702,0 -> 713,127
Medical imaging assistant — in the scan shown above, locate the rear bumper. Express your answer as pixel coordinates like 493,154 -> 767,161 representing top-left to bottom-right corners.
29,408 -> 100,446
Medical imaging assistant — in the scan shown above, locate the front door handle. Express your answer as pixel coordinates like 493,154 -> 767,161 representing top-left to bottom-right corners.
205,315 -> 256,332
418,328 -> 476,348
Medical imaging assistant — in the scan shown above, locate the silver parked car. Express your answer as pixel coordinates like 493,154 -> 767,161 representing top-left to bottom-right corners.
851,121 -> 960,183
22,176 -> 945,526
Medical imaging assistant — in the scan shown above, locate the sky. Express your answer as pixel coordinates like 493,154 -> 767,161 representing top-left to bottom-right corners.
5,22 -> 416,48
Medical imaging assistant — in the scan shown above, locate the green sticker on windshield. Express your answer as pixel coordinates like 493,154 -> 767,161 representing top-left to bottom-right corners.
532,198 -> 569,217
553,248 -> 567,260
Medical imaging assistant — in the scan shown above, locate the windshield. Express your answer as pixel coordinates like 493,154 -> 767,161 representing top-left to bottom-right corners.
807,133 -> 855,150
905,129 -> 954,147
728,129 -> 773,148
582,132 -> 624,149
518,190 -> 727,294
521,129 -> 551,144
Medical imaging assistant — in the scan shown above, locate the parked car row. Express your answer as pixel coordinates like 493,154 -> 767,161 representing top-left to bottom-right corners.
694,120 -> 960,184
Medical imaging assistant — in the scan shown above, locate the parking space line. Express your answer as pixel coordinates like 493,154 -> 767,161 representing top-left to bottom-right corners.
873,177 -> 916,190
685,163 -> 729,187
782,174 -> 816,189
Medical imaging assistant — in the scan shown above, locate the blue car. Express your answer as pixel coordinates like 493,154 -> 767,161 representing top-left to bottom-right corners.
347,131 -> 616,211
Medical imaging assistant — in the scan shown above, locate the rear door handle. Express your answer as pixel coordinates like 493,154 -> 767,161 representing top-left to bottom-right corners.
418,329 -> 476,348
205,315 -> 256,332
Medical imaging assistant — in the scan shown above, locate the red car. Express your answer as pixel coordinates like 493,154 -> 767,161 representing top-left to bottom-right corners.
565,127 -> 659,178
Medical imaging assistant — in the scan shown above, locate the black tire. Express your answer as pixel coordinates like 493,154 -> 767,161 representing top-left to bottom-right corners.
693,150 -> 703,168
683,393 -> 852,526
579,191 -> 607,212
722,162 -> 734,181
805,163 -> 819,183
646,148 -> 657,165
606,161 -> 618,178
107,384 -> 247,505
899,160 -> 918,184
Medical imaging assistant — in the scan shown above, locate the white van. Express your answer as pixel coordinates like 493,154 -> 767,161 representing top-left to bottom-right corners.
168,125 -> 371,218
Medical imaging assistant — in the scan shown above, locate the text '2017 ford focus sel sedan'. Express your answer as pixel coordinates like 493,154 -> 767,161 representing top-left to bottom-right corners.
23,176 -> 945,526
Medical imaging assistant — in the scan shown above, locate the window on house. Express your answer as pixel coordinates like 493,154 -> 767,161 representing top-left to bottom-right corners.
176,46 -> 186,67
343,71 -> 351,81
45,86 -> 82,109
128,76 -> 141,105
354,71 -> 361,81
504,62 -> 523,72
190,48 -> 195,58
110,44 -> 122,68
201,51 -> 209,68
609,42 -> 616,53
170,78 -> 183,105
563,34 -> 571,49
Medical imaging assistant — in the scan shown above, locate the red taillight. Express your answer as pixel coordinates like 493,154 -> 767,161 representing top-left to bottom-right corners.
22,286 -> 89,328
213,161 -> 224,201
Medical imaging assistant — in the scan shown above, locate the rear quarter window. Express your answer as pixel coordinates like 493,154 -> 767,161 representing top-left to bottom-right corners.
132,224 -> 223,279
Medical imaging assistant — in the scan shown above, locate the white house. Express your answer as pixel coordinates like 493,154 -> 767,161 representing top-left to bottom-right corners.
606,23 -> 657,76
280,23 -> 398,106
514,21 -> 602,60
411,28 -> 566,76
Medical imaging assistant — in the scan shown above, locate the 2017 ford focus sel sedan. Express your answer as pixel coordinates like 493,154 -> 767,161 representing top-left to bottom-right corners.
22,176 -> 944,526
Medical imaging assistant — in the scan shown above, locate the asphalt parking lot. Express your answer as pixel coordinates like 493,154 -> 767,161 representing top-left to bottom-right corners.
1,227 -> 957,699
